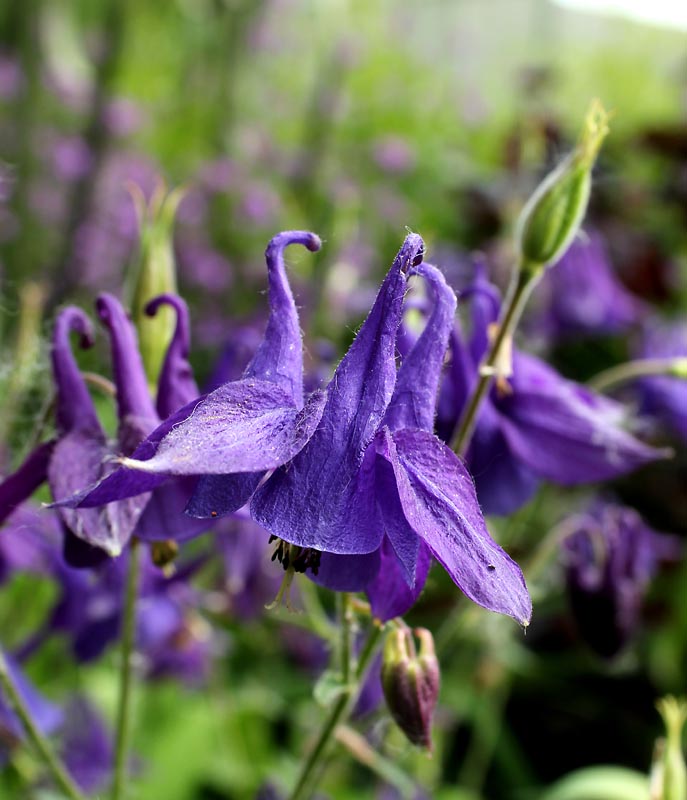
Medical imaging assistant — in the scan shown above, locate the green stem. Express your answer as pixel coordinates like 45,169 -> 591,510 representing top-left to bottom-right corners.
451,267 -> 539,457
588,357 -> 687,393
339,593 -> 354,685
0,648 -> 86,800
110,538 -> 142,800
287,623 -> 384,800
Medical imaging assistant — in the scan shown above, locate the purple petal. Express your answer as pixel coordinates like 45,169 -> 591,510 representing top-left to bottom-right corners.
366,537 -> 431,622
0,654 -> 63,741
244,231 -> 321,406
96,293 -> 158,453
60,698 -> 113,794
0,441 -> 55,524
119,381 -> 326,476
185,472 -> 262,519
134,478 -> 210,542
146,293 -> 199,418
381,427 -> 532,625
498,352 -> 671,484
252,234 -> 425,554
51,307 -> 101,434
49,432 -> 147,555
306,549 -> 382,592
384,262 -> 456,432
62,396 -> 210,508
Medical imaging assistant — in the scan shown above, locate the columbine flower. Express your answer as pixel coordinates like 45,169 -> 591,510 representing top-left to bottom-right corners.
252,234 -> 532,625
0,291 -> 204,559
65,231 -> 325,522
532,232 -> 645,339
438,263 -> 670,516
561,501 -> 682,658
636,317 -> 687,443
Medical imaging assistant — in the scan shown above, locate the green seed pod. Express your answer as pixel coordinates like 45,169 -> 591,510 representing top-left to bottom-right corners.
128,181 -> 184,389
381,627 -> 440,751
516,100 -> 611,275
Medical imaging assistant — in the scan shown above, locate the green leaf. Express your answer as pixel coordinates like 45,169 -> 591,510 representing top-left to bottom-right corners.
313,670 -> 350,708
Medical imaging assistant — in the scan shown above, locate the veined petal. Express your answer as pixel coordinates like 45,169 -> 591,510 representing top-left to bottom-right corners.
245,231 -> 321,407
134,478 -> 211,541
251,234 -> 424,554
384,262 -> 456,432
118,381 -> 326,476
147,294 -> 199,418
51,307 -> 100,434
366,537 -> 432,622
381,427 -> 532,626
499,352 -> 671,484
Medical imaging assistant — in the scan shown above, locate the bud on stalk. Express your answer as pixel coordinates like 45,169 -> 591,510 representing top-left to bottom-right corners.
381,627 -> 440,751
516,99 -> 611,275
128,182 -> 184,389
651,696 -> 687,800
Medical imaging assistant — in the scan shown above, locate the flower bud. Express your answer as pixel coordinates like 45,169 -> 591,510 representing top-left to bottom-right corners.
128,181 -> 183,388
651,696 -> 687,800
381,627 -> 440,751
516,100 -> 611,274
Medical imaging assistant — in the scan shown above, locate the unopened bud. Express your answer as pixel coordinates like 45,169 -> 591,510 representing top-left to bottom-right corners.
128,181 -> 183,388
651,696 -> 687,800
381,627 -> 440,751
516,100 -> 611,274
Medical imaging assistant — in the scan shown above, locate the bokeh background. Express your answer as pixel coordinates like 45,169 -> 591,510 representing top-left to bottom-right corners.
0,1 -> 686,798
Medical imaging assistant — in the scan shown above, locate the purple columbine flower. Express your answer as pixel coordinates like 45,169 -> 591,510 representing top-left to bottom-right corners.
532,233 -> 645,339
635,316 -> 687,443
252,235 -> 532,626
438,264 -> 670,516
0,291 -> 205,558
67,231 -> 325,523
562,501 -> 682,658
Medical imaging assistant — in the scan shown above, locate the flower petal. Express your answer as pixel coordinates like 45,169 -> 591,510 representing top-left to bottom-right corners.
381,427 -> 532,626
306,549 -> 382,592
185,472 -> 262,519
146,294 -> 199,418
384,262 -> 456,433
245,231 -> 321,407
0,441 -> 55,524
366,537 -> 431,622
498,352 -> 671,484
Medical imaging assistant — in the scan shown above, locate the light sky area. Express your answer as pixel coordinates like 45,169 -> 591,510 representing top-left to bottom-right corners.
555,0 -> 687,30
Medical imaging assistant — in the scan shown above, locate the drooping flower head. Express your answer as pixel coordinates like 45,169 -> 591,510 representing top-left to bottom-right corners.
562,501 -> 682,658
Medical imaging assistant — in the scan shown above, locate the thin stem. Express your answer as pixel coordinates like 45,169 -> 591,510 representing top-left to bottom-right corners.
588,357 -> 687,393
0,648 -> 86,800
451,267 -> 539,457
110,538 -> 142,800
287,622 -> 383,800
339,593 -> 354,685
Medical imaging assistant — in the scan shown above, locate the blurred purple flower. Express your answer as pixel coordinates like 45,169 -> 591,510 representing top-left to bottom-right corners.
0,54 -> 23,99
438,262 -> 670,515
372,136 -> 416,175
51,136 -> 93,182
636,317 -> 687,442
176,240 -> 233,292
102,97 -> 145,137
533,233 -> 645,338
562,501 -> 682,657
60,697 -> 113,794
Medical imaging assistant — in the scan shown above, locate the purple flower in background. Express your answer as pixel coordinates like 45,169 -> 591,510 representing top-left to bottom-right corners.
60,698 -> 114,794
439,263 -> 670,516
533,233 -> 645,339
636,317 -> 687,442
562,501 -> 682,658
253,235 -> 531,625
0,653 -> 63,755
69,231 -> 324,523
0,292 -> 205,557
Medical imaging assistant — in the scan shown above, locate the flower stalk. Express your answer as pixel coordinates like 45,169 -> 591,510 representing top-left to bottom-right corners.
0,647 -> 86,800
588,357 -> 687,393
110,538 -> 142,800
